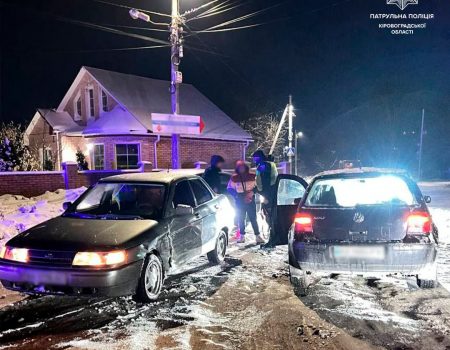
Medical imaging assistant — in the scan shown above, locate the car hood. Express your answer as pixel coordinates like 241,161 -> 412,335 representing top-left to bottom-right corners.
7,216 -> 159,251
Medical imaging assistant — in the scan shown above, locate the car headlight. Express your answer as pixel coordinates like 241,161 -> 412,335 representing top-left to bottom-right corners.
0,247 -> 29,263
72,251 -> 127,267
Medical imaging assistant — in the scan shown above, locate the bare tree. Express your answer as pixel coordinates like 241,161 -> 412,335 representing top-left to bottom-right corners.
240,113 -> 287,161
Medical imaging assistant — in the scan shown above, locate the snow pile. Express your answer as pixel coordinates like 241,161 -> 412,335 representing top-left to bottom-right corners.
0,187 -> 86,247
429,207 -> 450,291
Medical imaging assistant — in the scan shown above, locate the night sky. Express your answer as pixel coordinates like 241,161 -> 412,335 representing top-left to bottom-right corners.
1,0 -> 449,175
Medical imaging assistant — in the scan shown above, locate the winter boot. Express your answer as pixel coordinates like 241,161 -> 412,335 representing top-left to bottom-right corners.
255,235 -> 266,244
237,235 -> 246,243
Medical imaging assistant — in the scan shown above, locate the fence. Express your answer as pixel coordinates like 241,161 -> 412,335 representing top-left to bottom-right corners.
0,162 -> 152,198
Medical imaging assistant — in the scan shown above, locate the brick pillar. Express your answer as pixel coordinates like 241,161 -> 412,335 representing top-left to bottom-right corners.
62,161 -> 78,189
139,161 -> 153,173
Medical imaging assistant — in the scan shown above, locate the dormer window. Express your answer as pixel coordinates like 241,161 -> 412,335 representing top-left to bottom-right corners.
101,90 -> 108,112
88,88 -> 95,117
74,91 -> 82,121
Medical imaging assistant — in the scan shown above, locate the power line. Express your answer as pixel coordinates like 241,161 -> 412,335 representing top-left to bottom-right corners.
92,0 -> 172,18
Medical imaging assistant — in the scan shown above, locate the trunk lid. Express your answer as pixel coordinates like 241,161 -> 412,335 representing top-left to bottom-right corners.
306,205 -> 410,242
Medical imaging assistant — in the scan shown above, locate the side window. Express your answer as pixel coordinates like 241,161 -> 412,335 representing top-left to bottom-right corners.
190,179 -> 213,206
173,181 -> 196,208
277,179 -> 306,205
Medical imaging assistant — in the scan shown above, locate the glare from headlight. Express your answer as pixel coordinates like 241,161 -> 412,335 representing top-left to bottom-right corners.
1,247 -> 29,263
72,251 -> 126,267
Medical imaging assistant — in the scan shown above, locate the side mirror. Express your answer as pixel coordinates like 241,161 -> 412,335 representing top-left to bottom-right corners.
62,202 -> 72,211
175,204 -> 194,216
424,195 -> 431,204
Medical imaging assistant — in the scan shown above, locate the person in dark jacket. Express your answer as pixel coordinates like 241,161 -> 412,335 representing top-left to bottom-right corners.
252,150 -> 278,204
227,161 -> 264,244
203,155 -> 225,193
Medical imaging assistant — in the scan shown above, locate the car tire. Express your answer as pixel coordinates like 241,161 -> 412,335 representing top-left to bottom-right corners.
133,254 -> 164,303
289,265 -> 309,296
207,230 -> 227,264
417,262 -> 438,289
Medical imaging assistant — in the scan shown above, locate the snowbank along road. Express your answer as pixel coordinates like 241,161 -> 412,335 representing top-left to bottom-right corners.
0,183 -> 449,349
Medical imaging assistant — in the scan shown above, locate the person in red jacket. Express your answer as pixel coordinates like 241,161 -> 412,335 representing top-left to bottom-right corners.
227,161 -> 265,244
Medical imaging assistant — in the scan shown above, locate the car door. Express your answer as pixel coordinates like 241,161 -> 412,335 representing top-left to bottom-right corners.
189,178 -> 217,255
169,180 -> 202,269
270,174 -> 308,245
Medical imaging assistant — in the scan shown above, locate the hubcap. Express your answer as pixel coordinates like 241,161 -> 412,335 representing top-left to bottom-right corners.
144,259 -> 161,297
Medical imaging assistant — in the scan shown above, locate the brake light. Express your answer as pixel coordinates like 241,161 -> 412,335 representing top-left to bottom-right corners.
294,213 -> 313,233
406,212 -> 431,235
0,247 -> 29,263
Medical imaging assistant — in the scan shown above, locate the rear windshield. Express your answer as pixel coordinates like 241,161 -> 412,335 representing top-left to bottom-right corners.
305,175 -> 417,208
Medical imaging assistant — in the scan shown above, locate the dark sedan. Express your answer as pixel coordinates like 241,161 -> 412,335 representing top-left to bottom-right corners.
0,172 -> 235,302
276,168 -> 439,294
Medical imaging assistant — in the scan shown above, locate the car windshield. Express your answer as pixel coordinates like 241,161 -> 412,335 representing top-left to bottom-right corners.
65,183 -> 166,220
305,175 -> 417,208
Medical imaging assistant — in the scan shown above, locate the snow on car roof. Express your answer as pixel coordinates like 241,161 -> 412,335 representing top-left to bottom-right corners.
314,167 -> 409,178
99,171 -> 199,184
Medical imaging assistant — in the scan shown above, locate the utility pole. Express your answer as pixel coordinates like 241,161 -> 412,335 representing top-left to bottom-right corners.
418,108 -> 425,180
130,1 -> 183,169
288,95 -> 294,174
170,0 -> 182,169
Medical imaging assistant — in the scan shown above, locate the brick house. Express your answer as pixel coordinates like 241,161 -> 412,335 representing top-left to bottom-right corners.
25,66 -> 252,171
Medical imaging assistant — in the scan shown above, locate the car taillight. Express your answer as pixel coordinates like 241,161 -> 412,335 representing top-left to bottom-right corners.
294,213 -> 313,234
72,251 -> 127,267
406,212 -> 432,235
0,247 -> 29,263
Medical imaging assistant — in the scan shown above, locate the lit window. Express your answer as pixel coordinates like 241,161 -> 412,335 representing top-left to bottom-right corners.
92,144 -> 105,170
101,90 -> 108,112
115,144 -> 139,170
88,88 -> 95,117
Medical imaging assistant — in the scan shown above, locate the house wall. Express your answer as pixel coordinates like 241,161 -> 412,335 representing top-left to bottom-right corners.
63,71 -> 118,125
26,115 -> 58,170
61,135 -> 246,170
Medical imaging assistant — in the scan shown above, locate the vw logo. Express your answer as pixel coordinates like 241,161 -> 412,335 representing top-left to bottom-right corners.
353,212 -> 365,224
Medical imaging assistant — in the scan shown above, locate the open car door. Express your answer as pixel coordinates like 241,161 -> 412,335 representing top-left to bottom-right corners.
269,174 -> 308,245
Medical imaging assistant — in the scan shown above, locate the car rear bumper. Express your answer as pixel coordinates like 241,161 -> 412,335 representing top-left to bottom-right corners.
0,259 -> 143,297
290,242 -> 437,275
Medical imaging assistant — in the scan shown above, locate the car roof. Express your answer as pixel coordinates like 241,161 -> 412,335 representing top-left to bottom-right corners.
314,167 -> 409,179
99,171 -> 198,184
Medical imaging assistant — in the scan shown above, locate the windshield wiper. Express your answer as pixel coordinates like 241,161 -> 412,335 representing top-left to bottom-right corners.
97,213 -> 145,220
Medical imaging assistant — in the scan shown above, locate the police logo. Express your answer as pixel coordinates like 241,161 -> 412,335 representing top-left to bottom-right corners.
387,0 -> 418,11
353,212 -> 365,224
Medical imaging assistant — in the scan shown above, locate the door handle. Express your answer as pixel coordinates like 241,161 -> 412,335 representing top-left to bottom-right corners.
214,204 -> 220,210
195,212 -> 201,218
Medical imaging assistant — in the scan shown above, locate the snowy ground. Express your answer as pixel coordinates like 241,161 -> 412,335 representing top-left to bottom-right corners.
0,183 -> 449,349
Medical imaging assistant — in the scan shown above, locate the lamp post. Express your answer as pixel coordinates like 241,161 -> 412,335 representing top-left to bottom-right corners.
294,131 -> 303,176
130,1 -> 183,168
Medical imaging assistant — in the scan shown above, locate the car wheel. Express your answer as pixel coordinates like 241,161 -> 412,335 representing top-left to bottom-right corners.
417,262 -> 438,289
289,265 -> 309,296
207,230 -> 227,264
134,254 -> 164,303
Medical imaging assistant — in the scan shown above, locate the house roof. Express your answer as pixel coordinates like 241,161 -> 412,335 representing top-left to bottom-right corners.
57,66 -> 251,141
37,109 -> 83,132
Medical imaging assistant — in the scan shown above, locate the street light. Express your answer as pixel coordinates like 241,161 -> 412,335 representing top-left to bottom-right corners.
294,131 -> 304,176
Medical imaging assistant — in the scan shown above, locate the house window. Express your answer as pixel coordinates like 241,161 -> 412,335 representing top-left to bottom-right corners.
88,88 -> 95,117
115,144 -> 139,169
92,144 -> 105,170
74,91 -> 82,121
101,90 -> 108,112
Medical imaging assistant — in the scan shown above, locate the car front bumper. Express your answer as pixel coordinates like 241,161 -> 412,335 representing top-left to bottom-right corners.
0,259 -> 143,297
290,242 -> 437,275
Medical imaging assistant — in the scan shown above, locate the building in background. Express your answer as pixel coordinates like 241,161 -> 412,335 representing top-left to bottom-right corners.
25,66 -> 251,170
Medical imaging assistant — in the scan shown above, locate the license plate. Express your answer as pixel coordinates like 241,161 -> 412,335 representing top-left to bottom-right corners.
332,246 -> 385,260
